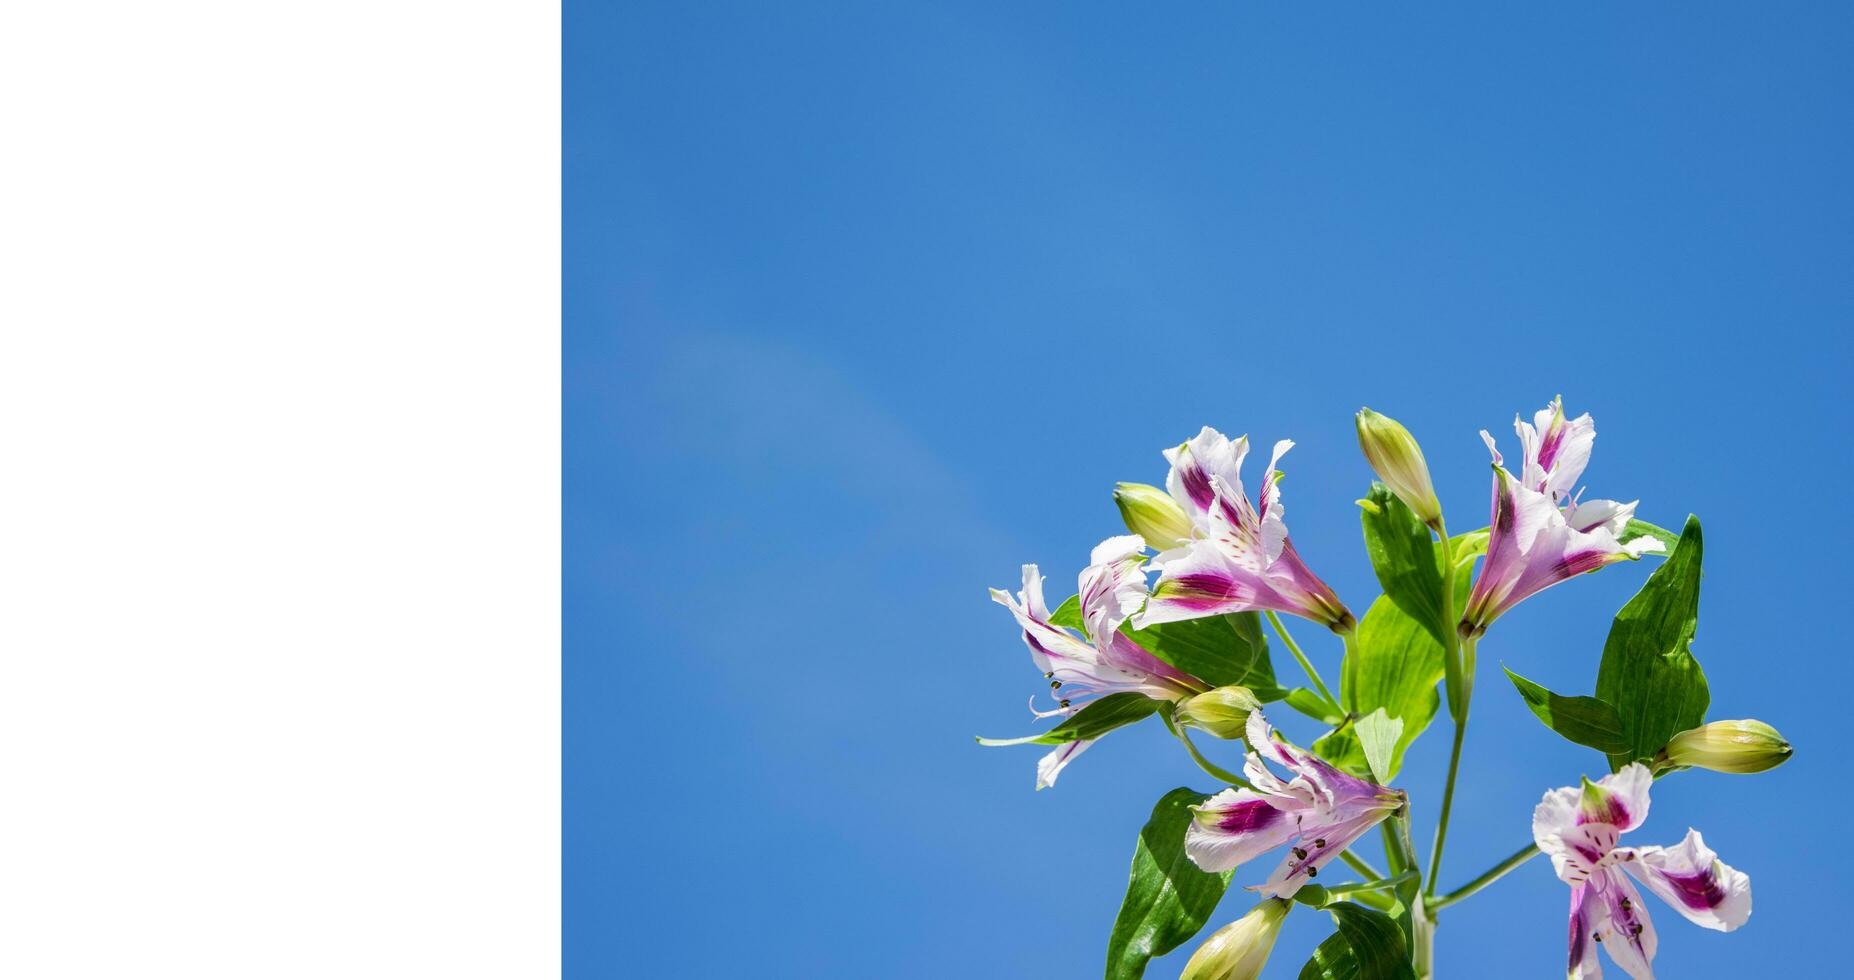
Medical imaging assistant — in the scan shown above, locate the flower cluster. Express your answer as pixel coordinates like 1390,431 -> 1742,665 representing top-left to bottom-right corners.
978,398 -> 1789,979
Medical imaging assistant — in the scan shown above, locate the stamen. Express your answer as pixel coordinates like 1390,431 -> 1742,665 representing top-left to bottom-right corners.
1292,848 -> 1308,860
1058,699 -> 1071,708
1304,865 -> 1317,878
1049,680 -> 1061,689
1593,933 -> 1603,943
1044,672 -> 1054,679
1313,838 -> 1327,848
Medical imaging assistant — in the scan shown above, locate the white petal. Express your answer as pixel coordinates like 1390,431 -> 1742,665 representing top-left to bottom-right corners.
1035,739 -> 1094,790
1583,763 -> 1654,832
1183,788 -> 1300,873
1592,870 -> 1657,980
1533,784 -> 1585,883
1621,829 -> 1752,932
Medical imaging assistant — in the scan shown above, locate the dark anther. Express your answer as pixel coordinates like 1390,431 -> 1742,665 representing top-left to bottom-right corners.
1058,699 -> 1071,708
1304,865 -> 1317,878
1619,898 -> 1630,911
1044,671 -> 1054,679
1292,848 -> 1308,860
1050,680 -> 1061,689
1594,933 -> 1603,943
1631,924 -> 1644,938
1313,838 -> 1327,848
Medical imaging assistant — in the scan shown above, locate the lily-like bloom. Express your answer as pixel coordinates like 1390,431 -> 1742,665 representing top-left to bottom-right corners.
1534,764 -> 1752,979
990,535 -> 1209,788
1135,427 -> 1354,633
1459,398 -> 1664,639
1185,710 -> 1404,897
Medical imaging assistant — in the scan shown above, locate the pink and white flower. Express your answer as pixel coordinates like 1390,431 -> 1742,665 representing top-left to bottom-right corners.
1185,710 -> 1404,897
1135,427 -> 1354,633
990,535 -> 1209,788
1459,398 -> 1664,639
1534,764 -> 1752,979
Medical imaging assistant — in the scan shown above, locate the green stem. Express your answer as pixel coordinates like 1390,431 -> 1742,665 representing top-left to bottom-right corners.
1338,848 -> 1384,881
1425,635 -> 1477,897
1172,723 -> 1252,789
1431,844 -> 1540,911
1267,610 -> 1339,708
1322,870 -> 1419,898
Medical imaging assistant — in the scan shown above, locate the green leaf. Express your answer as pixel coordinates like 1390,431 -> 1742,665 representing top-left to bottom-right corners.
1353,709 -> 1404,785
1595,516 -> 1710,771
1105,788 -> 1234,980
1360,484 -> 1446,646
976,693 -> 1158,747
1318,596 -> 1443,780
1135,613 -> 1278,692
1297,902 -> 1416,980
1051,595 -> 1280,698
1502,666 -> 1630,754
1285,687 -> 1346,725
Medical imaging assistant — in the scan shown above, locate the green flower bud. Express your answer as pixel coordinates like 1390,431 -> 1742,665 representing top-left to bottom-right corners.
1178,685 -> 1263,741
1113,482 -> 1194,550
1355,408 -> 1442,528
1661,719 -> 1793,774
1180,899 -> 1291,980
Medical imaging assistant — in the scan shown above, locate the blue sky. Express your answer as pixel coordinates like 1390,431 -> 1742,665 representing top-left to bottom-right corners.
568,3 -> 1853,975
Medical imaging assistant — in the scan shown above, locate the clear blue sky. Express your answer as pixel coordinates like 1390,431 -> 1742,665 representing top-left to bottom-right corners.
567,4 -> 1853,975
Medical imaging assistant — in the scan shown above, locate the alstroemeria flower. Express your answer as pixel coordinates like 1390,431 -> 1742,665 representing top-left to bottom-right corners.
990,535 -> 1209,788
1135,427 -> 1354,633
1534,764 -> 1752,979
1459,398 -> 1664,639
1185,710 -> 1404,897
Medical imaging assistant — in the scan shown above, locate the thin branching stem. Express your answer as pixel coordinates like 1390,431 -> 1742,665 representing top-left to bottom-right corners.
1431,844 -> 1540,911
1266,610 -> 1339,708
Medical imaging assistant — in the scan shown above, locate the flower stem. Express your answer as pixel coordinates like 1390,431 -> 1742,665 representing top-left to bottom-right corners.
1430,843 -> 1540,911
1327,870 -> 1419,897
1172,723 -> 1252,789
1266,610 -> 1339,709
1425,635 -> 1477,897
1338,848 -> 1384,881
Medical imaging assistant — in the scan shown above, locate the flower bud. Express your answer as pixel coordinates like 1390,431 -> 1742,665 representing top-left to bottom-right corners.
1178,685 -> 1263,741
1355,408 -> 1442,528
1661,719 -> 1793,774
1113,482 -> 1194,551
1180,899 -> 1290,980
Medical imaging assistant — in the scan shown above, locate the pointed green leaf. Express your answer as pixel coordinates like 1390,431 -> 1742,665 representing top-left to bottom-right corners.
1595,516 -> 1710,771
1354,709 -> 1404,785
1360,485 -> 1446,646
1296,902 -> 1416,980
976,692 -> 1158,747
1105,788 -> 1234,979
1318,596 -> 1442,780
1502,666 -> 1629,754
1285,687 -> 1346,726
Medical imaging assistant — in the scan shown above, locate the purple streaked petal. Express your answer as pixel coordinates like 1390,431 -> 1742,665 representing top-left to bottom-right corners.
1620,829 -> 1751,932
1249,809 -> 1389,899
1577,764 -> 1652,832
1593,869 -> 1658,979
1034,738 -> 1094,791
1184,787 -> 1301,873
1568,883 -> 1603,979
1163,427 -> 1248,521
